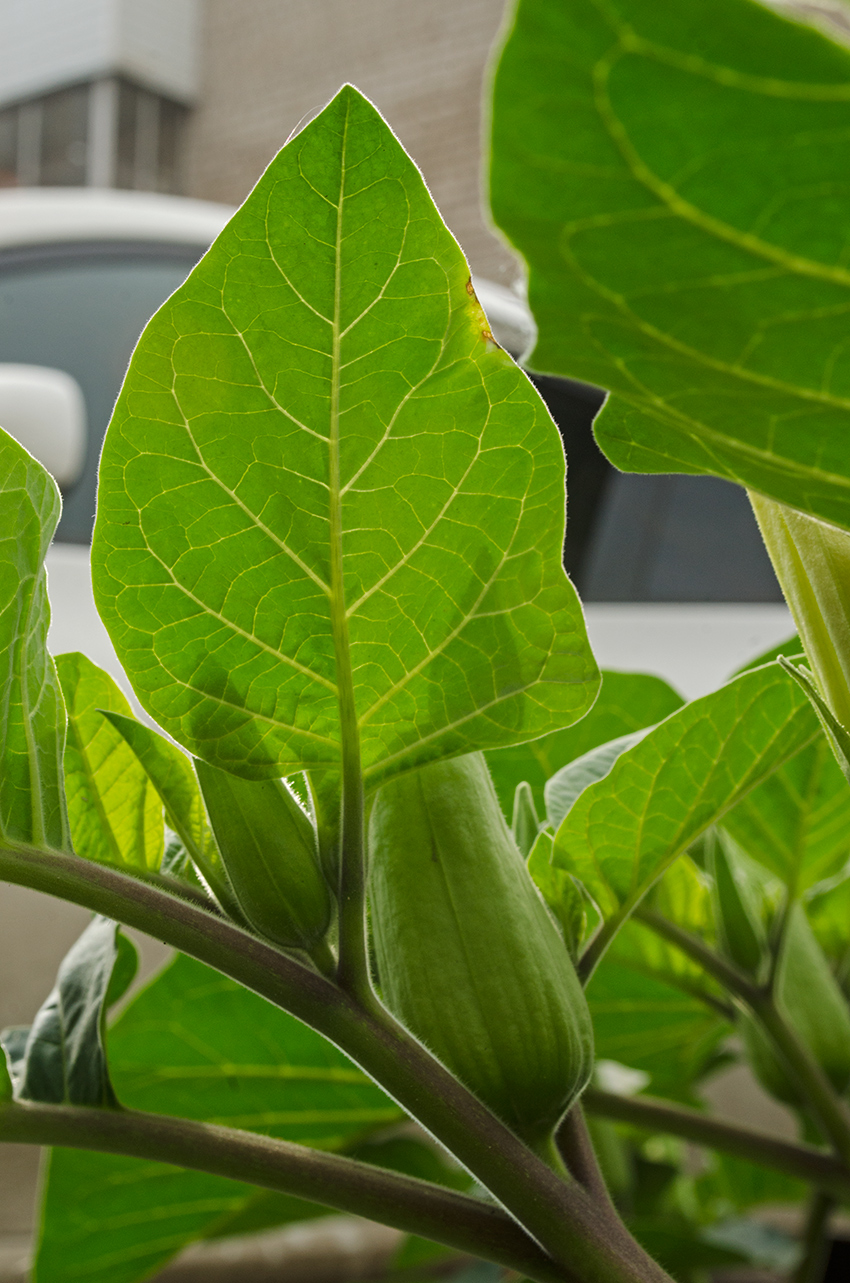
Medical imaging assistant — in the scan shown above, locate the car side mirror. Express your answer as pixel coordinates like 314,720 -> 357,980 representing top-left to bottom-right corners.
0,364 -> 87,488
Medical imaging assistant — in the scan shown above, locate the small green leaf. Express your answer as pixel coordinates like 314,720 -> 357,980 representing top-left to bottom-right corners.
0,916 -> 135,1107
56,654 -> 164,872
0,428 -> 69,851
92,85 -> 598,788
553,664 -> 819,933
486,670 -> 683,818
489,0 -> 850,528
36,951 -> 402,1283
102,711 -> 237,913
511,780 -> 540,857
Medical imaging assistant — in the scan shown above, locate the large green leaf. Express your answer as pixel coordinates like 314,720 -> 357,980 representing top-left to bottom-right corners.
56,653 -> 164,872
35,952 -> 403,1283
721,733 -> 850,895
91,85 -> 598,788
489,0 -> 850,528
485,670 -> 682,817
0,428 -> 69,850
553,664 -> 819,932
1,917 -> 136,1108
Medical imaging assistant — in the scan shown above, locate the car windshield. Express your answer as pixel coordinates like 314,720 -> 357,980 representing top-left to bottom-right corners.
0,243 -> 202,543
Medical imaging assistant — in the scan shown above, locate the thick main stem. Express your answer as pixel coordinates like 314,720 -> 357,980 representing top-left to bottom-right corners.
0,844 -> 672,1283
0,1100 -> 563,1283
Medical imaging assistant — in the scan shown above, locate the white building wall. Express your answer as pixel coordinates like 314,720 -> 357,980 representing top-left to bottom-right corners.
0,0 -> 199,107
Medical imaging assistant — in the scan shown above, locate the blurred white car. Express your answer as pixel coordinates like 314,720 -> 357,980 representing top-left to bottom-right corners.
0,186 -> 792,702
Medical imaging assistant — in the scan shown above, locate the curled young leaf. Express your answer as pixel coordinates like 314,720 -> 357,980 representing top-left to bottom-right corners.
0,916 -> 136,1108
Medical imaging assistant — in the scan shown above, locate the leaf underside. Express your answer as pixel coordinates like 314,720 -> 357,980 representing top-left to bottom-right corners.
92,85 -> 598,787
1,916 -> 130,1108
490,0 -> 850,529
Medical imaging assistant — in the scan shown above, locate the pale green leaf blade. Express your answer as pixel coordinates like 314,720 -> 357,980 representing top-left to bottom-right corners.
0,428 -> 69,850
489,0 -> 850,527
91,85 -> 598,787
721,734 -> 850,894
35,951 -> 403,1283
545,728 -> 648,830
0,917 -> 134,1108
553,664 -> 819,923
485,669 -> 682,817
102,710 -> 236,911
56,653 -> 164,871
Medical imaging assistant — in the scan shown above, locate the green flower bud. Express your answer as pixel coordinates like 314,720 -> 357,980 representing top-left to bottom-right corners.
195,761 -> 333,956
709,833 -> 766,979
369,751 -> 594,1144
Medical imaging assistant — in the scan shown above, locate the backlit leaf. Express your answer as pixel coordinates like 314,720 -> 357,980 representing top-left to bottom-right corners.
486,669 -> 682,818
91,85 -> 598,788
490,0 -> 850,528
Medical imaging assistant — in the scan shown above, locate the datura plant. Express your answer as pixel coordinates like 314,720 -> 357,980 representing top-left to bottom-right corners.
3,4 -> 850,1283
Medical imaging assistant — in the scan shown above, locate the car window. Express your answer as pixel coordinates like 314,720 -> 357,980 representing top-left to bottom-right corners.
0,243 -> 202,543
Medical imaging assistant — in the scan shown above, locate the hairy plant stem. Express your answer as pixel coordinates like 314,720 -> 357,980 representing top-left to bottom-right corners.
0,1099 -> 561,1283
637,907 -> 850,1169
0,843 -> 673,1283
583,1088 -> 850,1201
558,1106 -> 614,1206
792,1190 -> 835,1283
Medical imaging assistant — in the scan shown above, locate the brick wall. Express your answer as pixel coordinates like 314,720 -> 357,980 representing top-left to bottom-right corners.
183,0 -> 520,282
